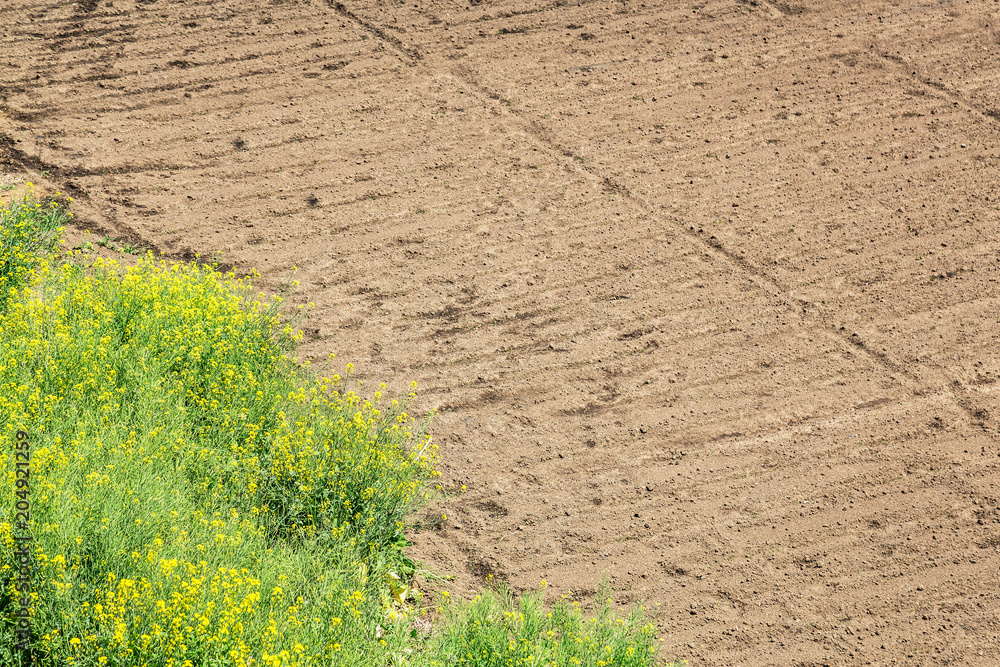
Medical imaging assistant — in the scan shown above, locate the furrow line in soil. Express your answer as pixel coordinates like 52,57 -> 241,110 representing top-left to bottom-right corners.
874,48 -> 1000,122
327,0 -> 421,63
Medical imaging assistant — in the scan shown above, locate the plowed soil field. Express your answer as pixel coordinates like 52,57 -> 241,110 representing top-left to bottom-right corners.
3,0 -> 999,664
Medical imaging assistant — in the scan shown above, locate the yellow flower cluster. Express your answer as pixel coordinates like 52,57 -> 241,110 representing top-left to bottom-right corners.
0,251 -> 436,665
261,375 -> 437,547
0,186 -> 68,312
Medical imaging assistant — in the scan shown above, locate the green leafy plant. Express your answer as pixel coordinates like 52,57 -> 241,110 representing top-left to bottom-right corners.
95,235 -> 119,250
0,185 -> 70,312
421,582 -> 672,667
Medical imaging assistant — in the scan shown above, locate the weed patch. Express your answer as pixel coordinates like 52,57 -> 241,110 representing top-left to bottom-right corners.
424,583 -> 674,667
0,185 -> 69,313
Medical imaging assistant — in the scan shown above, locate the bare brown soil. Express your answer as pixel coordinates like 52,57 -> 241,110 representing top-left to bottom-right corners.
3,0 -> 1000,664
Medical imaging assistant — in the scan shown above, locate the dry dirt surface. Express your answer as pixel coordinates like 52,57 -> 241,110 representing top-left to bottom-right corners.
3,0 -> 1000,664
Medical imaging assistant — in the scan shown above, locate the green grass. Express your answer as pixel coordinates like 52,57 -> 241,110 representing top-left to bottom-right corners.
0,186 -> 70,313
424,583 -> 673,667
0,194 -> 673,666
